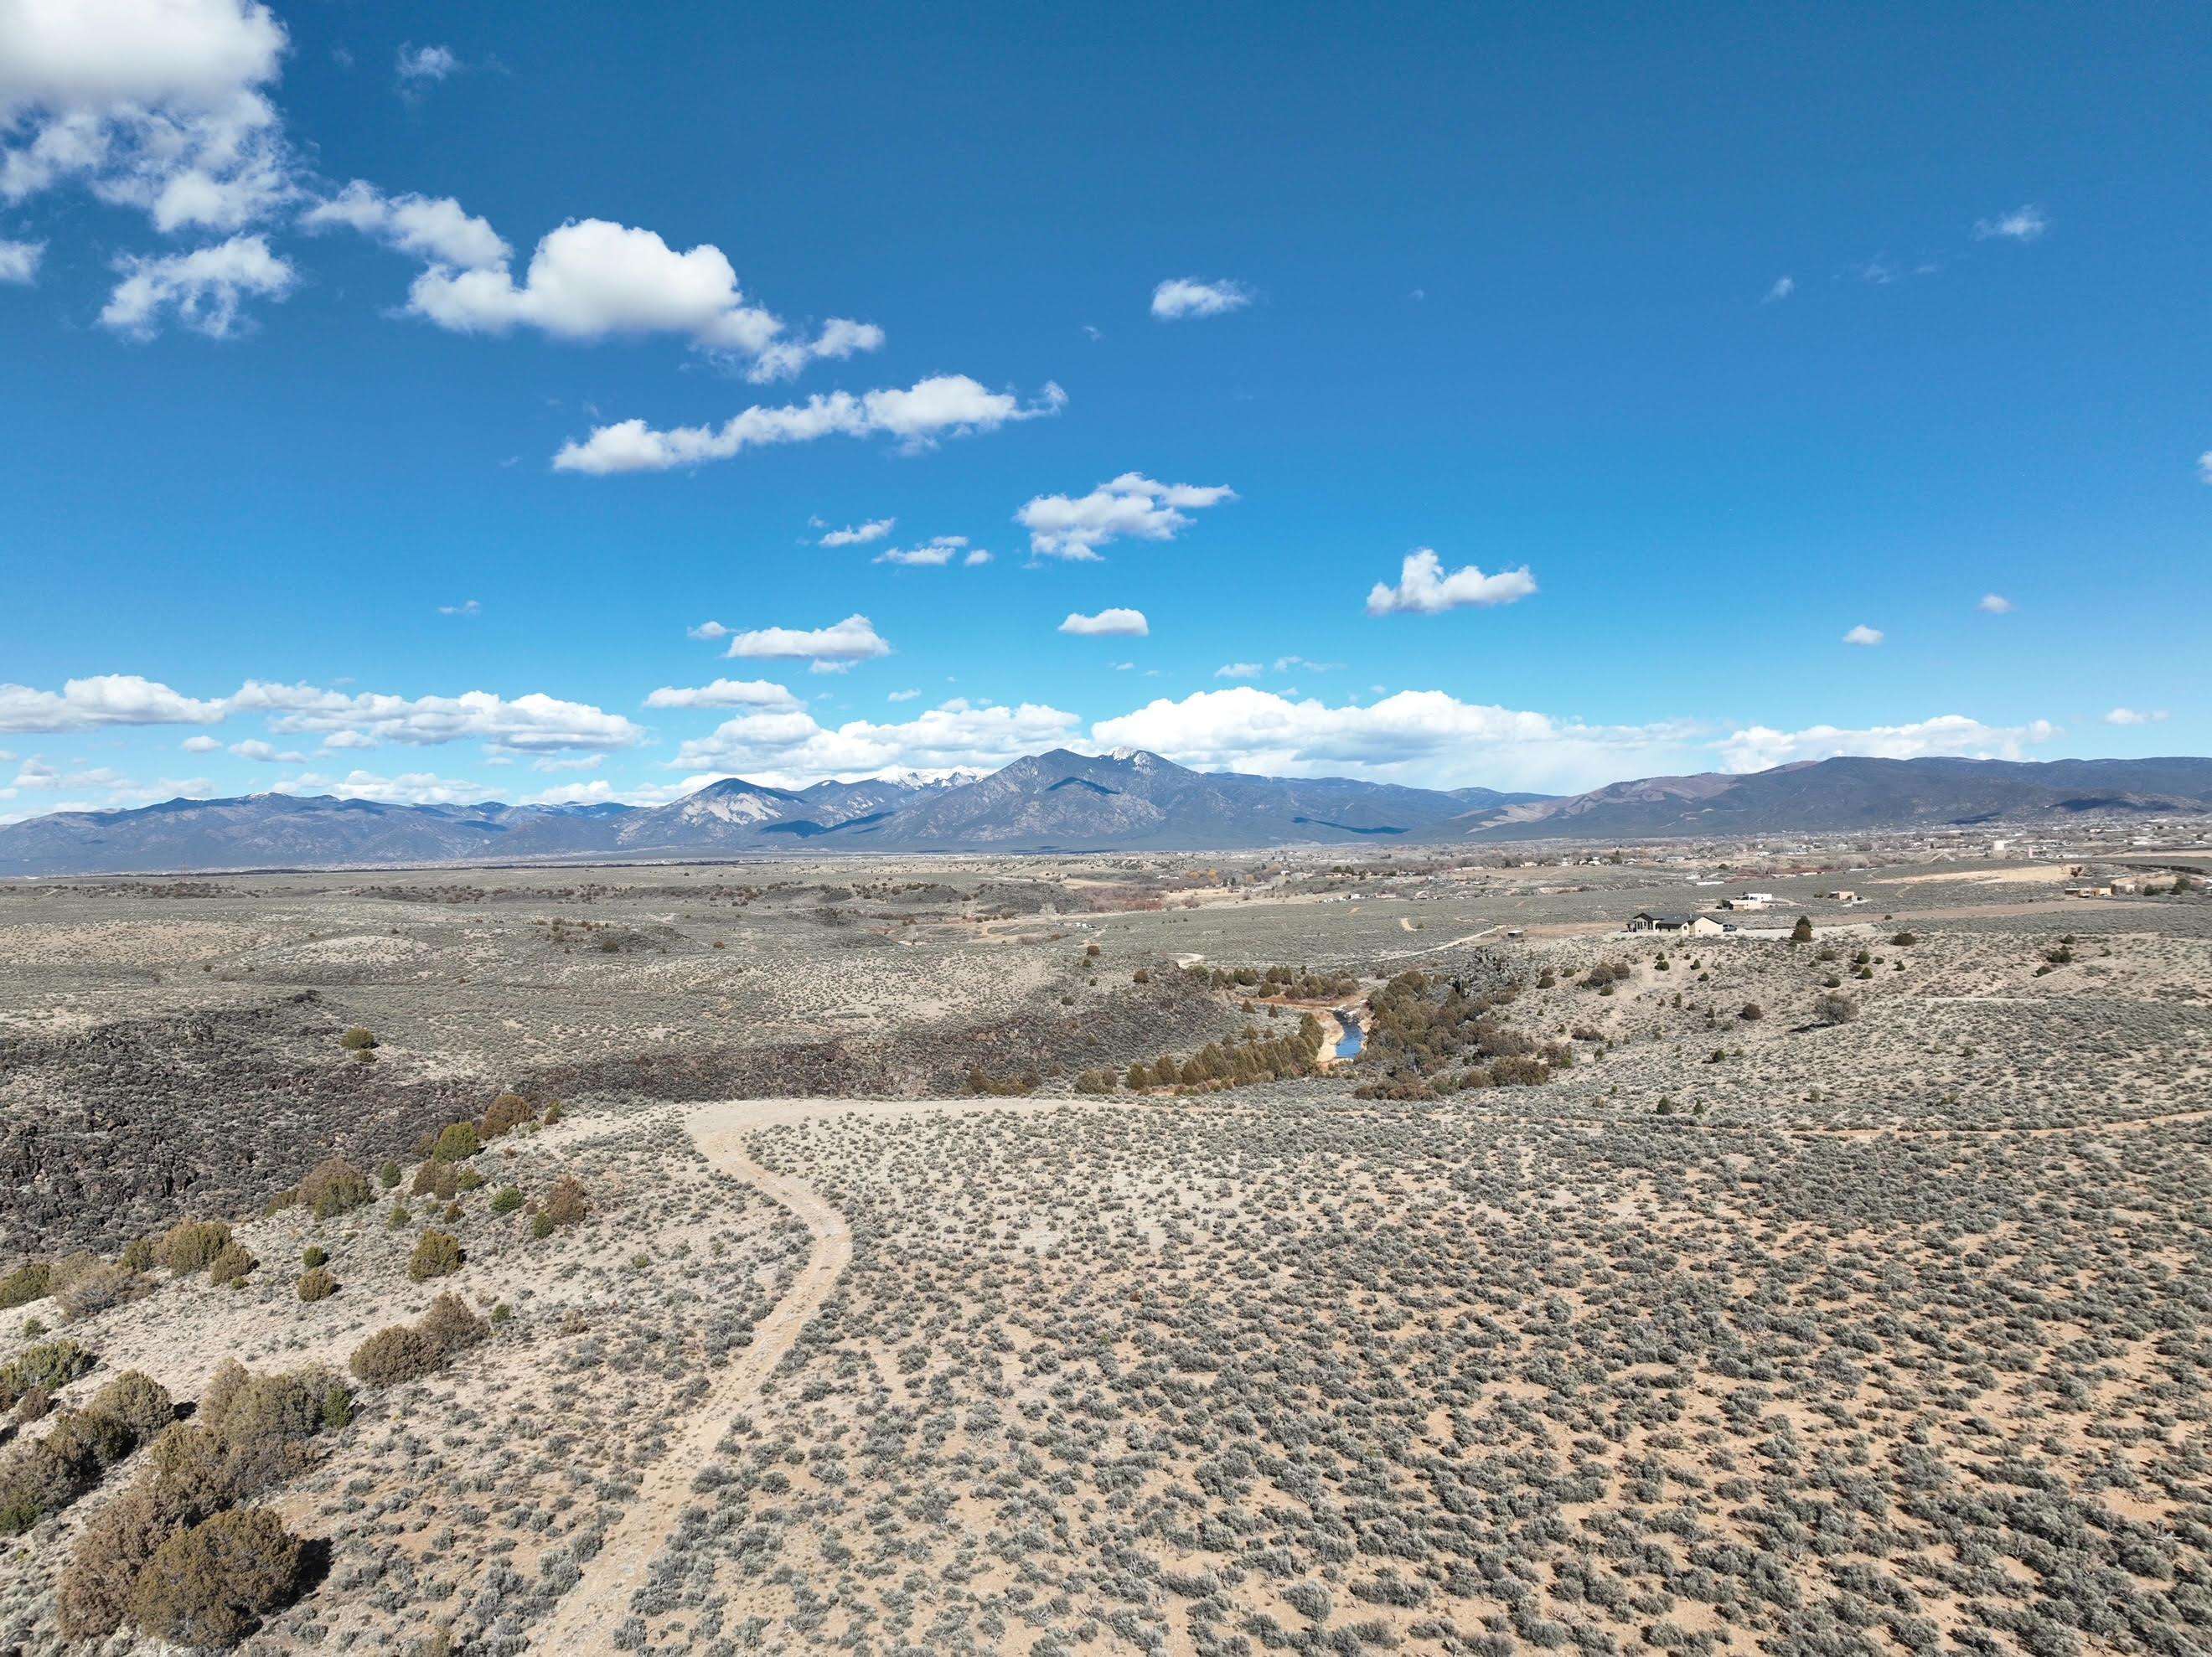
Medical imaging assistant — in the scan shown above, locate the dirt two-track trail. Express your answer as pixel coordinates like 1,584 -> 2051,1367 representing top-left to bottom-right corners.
536,1093 -> 1199,1654
536,1100 -> 852,1653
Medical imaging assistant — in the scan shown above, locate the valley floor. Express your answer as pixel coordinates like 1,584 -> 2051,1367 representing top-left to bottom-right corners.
0,849 -> 2207,1653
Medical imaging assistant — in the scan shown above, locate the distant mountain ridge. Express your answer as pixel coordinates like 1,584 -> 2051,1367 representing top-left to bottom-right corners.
1450,755 -> 2212,840
0,751 -> 2205,875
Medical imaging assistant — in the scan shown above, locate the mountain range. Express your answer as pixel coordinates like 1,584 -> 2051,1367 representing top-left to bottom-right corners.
1,751 -> 2207,876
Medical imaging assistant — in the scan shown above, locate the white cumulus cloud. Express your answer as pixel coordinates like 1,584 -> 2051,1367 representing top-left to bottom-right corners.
267,768 -> 490,806
301,179 -> 507,269
1150,276 -> 1250,320
819,516 -> 893,547
1091,688 -> 1698,793
98,230 -> 293,338
0,674 -> 228,731
712,613 -> 891,668
1717,715 -> 2059,772
1215,663 -> 1262,679
2103,707 -> 2168,727
0,0 -> 294,232
1060,608 -> 1149,638
874,535 -> 969,567
556,375 -> 1063,474
642,679 -> 803,711
230,683 -> 644,751
1365,549 -> 1537,616
1977,593 -> 2013,614
395,214 -> 882,383
1016,472 -> 1236,561
669,697 -> 1077,786
1842,624 -> 1884,647
0,236 -> 42,281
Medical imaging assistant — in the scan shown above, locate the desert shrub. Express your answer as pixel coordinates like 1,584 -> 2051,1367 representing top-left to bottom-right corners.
338,1026 -> 376,1052
1814,990 -> 1861,1025
301,1244 -> 327,1269
411,1158 -> 462,1200
377,1159 -> 402,1190
55,1262 -> 148,1321
208,1243 -> 257,1288
0,1438 -> 78,1534
155,1220 -> 232,1274
199,1360 -> 251,1427
56,1485 -> 171,1639
408,1231 -> 463,1282
319,1380 -> 354,1431
350,1328 -> 439,1383
127,1505 -> 304,1648
0,1260 -> 50,1309
543,1177 -> 589,1228
10,1385 -> 52,1423
0,1339 -> 94,1409
89,1371 -> 176,1439
44,1406 -> 134,1474
1738,1002 -> 1764,1021
1790,916 -> 1814,943
489,1185 -> 524,1216
418,1293 -> 488,1351
298,1158 -> 373,1219
480,1092 -> 535,1138
297,1267 -> 337,1303
1890,930 -> 1916,945
119,1237 -> 155,1272
350,1293 -> 487,1386
431,1122 -> 481,1162
530,1211 -> 555,1240
542,1101 -> 563,1124
145,1422 -> 245,1520
216,1372 -> 328,1491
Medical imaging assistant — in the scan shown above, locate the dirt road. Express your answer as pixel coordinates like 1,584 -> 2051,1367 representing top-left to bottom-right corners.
535,1101 -> 851,1652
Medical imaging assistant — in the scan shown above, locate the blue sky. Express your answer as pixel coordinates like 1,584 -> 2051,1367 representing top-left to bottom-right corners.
2,0 -> 2206,816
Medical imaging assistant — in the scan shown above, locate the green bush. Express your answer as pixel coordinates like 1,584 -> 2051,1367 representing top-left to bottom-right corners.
488,1185 -> 524,1216
431,1121 -> 481,1162
339,1026 -> 376,1051
0,1340 -> 95,1410
530,1210 -> 555,1240
0,1438 -> 77,1535
407,1231 -> 463,1283
377,1159 -> 402,1190
480,1092 -> 535,1138
56,1484 -> 171,1639
0,1261 -> 49,1309
301,1244 -> 327,1270
349,1293 -> 487,1386
208,1243 -> 257,1288
542,1176 -> 589,1228
88,1371 -> 176,1439
127,1505 -> 304,1648
154,1220 -> 232,1274
214,1372 -> 328,1492
299,1158 -> 372,1219
296,1267 -> 337,1303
